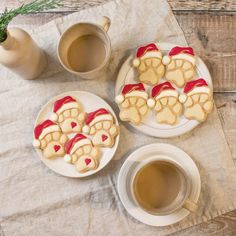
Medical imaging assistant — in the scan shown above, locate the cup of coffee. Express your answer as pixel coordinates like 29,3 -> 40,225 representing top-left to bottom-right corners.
58,16 -> 111,79
131,156 -> 198,215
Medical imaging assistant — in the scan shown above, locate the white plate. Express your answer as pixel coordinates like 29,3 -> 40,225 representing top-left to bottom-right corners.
117,143 -> 201,226
34,91 -> 120,178
115,42 -> 213,138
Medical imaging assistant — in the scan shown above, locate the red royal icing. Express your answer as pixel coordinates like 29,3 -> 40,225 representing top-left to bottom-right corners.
54,145 -> 61,152
184,78 -> 208,94
65,133 -> 87,154
169,46 -> 194,56
151,82 -> 175,98
34,120 -> 57,139
85,158 -> 91,166
136,43 -> 158,58
71,122 -> 77,128
85,108 -> 109,125
102,134 -> 108,142
53,96 -> 77,113
121,83 -> 145,95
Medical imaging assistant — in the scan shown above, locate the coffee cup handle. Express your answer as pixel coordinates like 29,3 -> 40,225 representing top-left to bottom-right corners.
183,199 -> 198,212
99,16 -> 111,32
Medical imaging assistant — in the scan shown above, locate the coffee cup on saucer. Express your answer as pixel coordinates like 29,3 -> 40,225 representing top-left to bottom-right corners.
130,155 -> 198,216
58,16 -> 111,79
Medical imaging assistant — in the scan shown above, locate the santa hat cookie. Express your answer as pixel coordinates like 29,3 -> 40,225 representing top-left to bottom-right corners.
64,133 -> 92,163
115,83 -> 148,104
179,78 -> 211,103
82,108 -> 114,134
147,82 -> 178,108
33,119 -> 61,148
50,96 -> 80,121
162,46 -> 196,66
133,43 -> 162,67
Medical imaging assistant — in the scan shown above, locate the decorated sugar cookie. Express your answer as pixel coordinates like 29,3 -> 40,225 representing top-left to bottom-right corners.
148,82 -> 182,125
82,108 -> 119,148
115,83 -> 149,125
33,120 -> 68,159
133,43 -> 165,85
50,96 -> 86,134
64,133 -> 100,173
179,78 -> 213,122
162,46 -> 196,88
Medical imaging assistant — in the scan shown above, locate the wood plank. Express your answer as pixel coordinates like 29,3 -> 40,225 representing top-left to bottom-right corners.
0,0 -> 236,12
6,12 -> 236,92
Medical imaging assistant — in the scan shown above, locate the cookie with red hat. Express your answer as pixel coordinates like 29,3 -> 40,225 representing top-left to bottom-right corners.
64,133 -> 100,173
162,46 -> 196,88
50,96 -> 86,134
115,83 -> 149,125
147,82 -> 182,125
33,119 -> 68,159
179,78 -> 213,122
82,108 -> 119,148
132,43 -> 165,85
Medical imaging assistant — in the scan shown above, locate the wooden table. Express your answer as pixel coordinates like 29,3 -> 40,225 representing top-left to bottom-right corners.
1,0 -> 235,235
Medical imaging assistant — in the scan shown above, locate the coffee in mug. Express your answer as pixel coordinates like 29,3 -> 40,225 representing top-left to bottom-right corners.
131,158 -> 198,215
58,16 -> 111,79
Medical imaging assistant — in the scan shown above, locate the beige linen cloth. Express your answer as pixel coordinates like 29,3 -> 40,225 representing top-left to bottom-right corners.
1,0 -> 236,235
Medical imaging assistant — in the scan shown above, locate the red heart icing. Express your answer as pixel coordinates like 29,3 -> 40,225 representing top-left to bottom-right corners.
85,158 -> 91,166
102,134 -> 108,142
54,145 -> 61,152
71,122 -> 77,128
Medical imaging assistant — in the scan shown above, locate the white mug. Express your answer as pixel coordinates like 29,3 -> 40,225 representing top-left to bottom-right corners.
58,16 -> 111,79
130,155 -> 198,215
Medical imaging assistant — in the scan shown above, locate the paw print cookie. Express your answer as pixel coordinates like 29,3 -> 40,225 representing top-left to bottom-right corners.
50,96 -> 86,134
33,120 -> 68,159
162,46 -> 196,88
82,108 -> 119,148
133,43 -> 165,85
64,133 -> 100,173
148,82 -> 182,125
115,83 -> 149,125
179,78 -> 213,122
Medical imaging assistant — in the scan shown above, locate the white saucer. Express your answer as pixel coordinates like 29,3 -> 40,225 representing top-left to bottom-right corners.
115,42 -> 213,138
117,143 -> 201,226
34,91 -> 120,178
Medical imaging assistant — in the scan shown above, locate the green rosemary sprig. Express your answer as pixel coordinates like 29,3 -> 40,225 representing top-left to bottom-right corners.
0,0 -> 62,42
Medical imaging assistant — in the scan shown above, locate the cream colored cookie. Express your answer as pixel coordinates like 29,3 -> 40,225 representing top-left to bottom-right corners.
179,78 -> 213,122
33,120 -> 68,159
148,82 -> 182,125
64,133 -> 100,173
115,83 -> 149,125
162,46 -> 196,88
50,95 -> 86,134
82,108 -> 119,148
133,43 -> 165,85
76,156 -> 99,173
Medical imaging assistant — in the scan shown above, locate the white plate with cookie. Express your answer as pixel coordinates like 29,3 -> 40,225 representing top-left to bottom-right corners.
33,91 -> 120,178
115,42 -> 213,138
117,143 -> 201,226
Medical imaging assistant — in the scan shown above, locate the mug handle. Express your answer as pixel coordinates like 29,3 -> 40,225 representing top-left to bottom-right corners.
183,199 -> 198,212
99,16 -> 111,32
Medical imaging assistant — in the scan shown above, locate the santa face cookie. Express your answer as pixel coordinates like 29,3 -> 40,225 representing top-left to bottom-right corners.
64,133 -> 100,173
148,82 -> 182,125
50,96 -> 86,134
82,108 -> 119,148
33,120 -> 68,159
115,83 -> 149,125
179,78 -> 213,122
162,46 -> 196,88
133,43 -> 165,85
